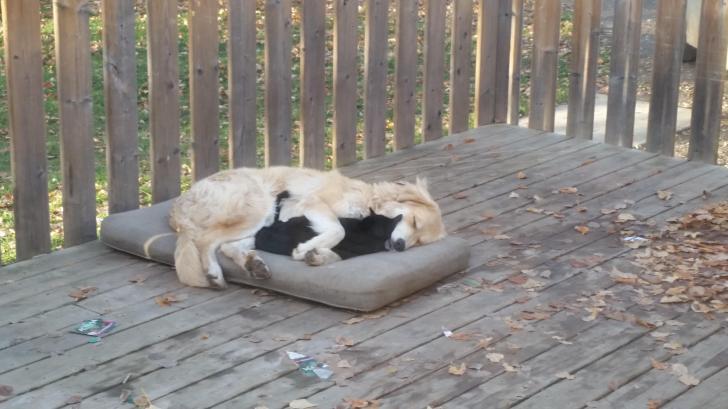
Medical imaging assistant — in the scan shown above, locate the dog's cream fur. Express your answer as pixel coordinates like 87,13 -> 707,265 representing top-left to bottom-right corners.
169,166 -> 446,288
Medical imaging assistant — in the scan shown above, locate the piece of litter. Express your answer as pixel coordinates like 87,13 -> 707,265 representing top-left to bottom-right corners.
289,398 -> 317,408
509,192 -> 520,199
72,319 -> 116,337
122,373 -> 133,384
119,389 -> 132,403
286,351 -> 333,380
442,327 -> 453,337
88,336 -> 102,344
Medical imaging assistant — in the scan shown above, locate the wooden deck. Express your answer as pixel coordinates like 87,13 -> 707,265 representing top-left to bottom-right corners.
1,124 -> 728,409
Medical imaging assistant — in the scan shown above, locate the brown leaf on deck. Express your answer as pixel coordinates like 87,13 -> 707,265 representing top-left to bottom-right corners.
463,138 -> 476,144
68,286 -> 97,302
453,192 -> 469,199
335,336 -> 355,347
574,225 -> 590,235
448,362 -> 467,376
155,293 -> 184,307
516,171 -> 528,179
647,399 -> 661,409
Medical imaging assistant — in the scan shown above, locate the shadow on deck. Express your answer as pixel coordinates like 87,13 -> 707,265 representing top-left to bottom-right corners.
1,125 -> 727,409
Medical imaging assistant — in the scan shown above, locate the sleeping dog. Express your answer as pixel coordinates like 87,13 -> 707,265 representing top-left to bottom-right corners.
255,191 -> 402,264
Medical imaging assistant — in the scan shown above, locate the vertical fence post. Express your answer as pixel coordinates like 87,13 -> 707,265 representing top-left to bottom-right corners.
394,0 -> 417,150
646,0 -> 686,156
688,0 -> 728,164
422,0 -> 447,141
475,0 -> 498,125
53,0 -> 97,246
264,0 -> 292,166
566,0 -> 602,139
189,0 -> 220,180
1,0 -> 51,260
528,0 -> 560,132
493,0 -> 512,123
147,0 -> 181,202
333,0 -> 359,166
102,0 -> 139,213
364,0 -> 389,158
449,0 -> 474,134
605,0 -> 643,147
228,0 -> 258,168
507,0 -> 523,124
300,0 -> 326,169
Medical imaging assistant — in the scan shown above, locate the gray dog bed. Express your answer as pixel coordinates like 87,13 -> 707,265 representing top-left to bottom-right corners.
99,200 -> 471,311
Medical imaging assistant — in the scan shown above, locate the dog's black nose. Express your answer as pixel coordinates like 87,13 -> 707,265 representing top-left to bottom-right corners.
393,239 -> 406,252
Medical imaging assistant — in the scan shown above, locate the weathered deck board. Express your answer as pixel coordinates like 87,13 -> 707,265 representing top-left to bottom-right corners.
0,125 -> 727,409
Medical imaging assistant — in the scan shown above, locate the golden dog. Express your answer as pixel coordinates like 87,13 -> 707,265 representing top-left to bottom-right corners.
169,166 -> 446,288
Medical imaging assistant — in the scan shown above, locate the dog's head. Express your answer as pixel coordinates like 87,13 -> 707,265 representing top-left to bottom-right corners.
372,178 -> 447,251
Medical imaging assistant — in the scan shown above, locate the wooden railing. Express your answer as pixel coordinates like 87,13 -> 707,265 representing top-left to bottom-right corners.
1,0 -> 726,263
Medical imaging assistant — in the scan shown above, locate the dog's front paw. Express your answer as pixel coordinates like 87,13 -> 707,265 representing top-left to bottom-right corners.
292,244 -> 308,261
304,249 -> 324,266
244,251 -> 271,280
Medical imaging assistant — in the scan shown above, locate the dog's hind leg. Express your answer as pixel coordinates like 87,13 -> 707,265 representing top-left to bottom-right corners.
220,238 -> 271,280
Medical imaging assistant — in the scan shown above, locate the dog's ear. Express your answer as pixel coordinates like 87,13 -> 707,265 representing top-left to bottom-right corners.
392,214 -> 403,223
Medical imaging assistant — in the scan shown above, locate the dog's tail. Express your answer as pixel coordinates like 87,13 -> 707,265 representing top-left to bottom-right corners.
173,231 -> 210,287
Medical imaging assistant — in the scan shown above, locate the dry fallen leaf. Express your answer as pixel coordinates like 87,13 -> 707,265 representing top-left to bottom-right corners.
672,363 -> 700,386
68,286 -> 97,302
486,353 -> 504,363
337,360 -> 352,368
616,213 -> 637,223
448,362 -> 467,376
289,399 -> 318,409
463,138 -> 476,144
555,371 -> 576,380
449,331 -> 476,341
575,225 -> 590,235
443,143 -> 454,151
502,362 -> 519,372
0,384 -> 13,398
650,358 -> 669,370
526,207 -> 544,214
663,341 -> 684,351
343,399 -> 380,409
559,187 -> 578,194
155,294 -> 184,307
647,400 -> 661,409
453,192 -> 469,200
494,234 -> 512,240
342,317 -> 367,325
657,190 -> 673,201
516,171 -> 528,179
335,336 -> 355,347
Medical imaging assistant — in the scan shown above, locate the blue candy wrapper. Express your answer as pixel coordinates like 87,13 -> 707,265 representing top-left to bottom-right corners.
72,319 -> 116,337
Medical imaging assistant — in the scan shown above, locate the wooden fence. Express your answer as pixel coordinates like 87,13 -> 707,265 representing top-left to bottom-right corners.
1,0 -> 727,262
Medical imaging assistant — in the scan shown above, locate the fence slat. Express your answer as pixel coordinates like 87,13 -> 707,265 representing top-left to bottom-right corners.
189,0 -> 220,180
646,0 -> 686,156
449,0 -> 474,134
300,0 -> 326,169
507,0 -> 523,124
394,0 -> 417,150
604,0 -> 643,147
475,0 -> 498,125
493,0 -> 512,123
264,0 -> 292,166
53,0 -> 97,246
147,0 -> 181,202
566,0 -> 602,139
364,0 -> 389,158
102,0 -> 139,213
1,0 -> 51,260
528,0 -> 560,131
422,0 -> 447,141
228,0 -> 258,168
333,0 -> 359,166
688,0 -> 728,164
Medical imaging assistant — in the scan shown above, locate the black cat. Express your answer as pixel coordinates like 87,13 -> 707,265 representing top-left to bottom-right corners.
254,191 -> 401,260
